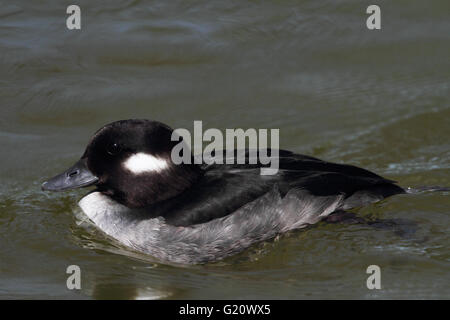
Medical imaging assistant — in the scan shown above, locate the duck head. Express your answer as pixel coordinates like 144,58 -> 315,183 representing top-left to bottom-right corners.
42,119 -> 201,207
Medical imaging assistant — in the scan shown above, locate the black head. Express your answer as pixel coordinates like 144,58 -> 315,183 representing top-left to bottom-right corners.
42,119 -> 201,207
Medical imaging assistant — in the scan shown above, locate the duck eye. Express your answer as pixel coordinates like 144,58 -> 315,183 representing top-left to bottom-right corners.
106,142 -> 121,156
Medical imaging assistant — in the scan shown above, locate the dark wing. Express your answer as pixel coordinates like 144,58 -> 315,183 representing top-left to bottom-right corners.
155,149 -> 404,226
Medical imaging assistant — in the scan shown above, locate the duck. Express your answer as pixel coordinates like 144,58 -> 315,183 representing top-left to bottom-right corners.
42,119 -> 405,264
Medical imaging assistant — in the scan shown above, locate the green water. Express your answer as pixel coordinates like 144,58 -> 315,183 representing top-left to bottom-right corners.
0,0 -> 449,299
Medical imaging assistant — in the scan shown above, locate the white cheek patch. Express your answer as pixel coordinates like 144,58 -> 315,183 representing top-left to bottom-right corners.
123,153 -> 169,174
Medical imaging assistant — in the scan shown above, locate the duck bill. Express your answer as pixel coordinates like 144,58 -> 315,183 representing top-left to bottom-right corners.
41,158 -> 99,192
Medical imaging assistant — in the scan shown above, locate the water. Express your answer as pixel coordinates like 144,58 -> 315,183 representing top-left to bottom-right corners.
0,0 -> 449,299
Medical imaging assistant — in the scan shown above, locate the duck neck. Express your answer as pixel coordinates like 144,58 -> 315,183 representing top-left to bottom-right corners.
97,163 -> 203,208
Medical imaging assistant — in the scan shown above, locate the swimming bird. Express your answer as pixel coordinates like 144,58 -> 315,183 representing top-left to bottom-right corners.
42,119 -> 405,264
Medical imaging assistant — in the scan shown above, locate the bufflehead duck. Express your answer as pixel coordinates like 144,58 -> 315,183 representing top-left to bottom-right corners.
42,119 -> 404,264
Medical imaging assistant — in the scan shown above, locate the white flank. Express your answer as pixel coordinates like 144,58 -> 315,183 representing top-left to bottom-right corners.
123,153 -> 169,174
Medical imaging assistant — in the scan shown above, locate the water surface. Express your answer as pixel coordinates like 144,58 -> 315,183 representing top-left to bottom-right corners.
0,0 -> 449,299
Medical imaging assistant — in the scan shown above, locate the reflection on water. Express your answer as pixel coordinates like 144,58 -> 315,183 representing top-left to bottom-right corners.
91,282 -> 171,300
0,0 -> 449,299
